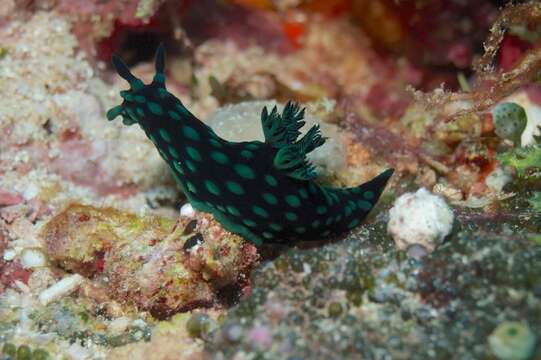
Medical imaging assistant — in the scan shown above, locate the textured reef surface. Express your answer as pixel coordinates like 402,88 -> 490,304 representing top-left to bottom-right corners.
1,1 -> 541,359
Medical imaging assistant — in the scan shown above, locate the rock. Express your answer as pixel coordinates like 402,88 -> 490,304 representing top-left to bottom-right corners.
20,248 -> 47,268
41,204 -> 258,318
485,167 -> 512,192
208,218 -> 541,359
387,188 -> 454,252
206,100 -> 347,178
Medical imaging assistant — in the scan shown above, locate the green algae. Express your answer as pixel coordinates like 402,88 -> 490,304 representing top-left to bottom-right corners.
186,313 -> 215,338
493,102 -> 528,145
489,322 -> 536,360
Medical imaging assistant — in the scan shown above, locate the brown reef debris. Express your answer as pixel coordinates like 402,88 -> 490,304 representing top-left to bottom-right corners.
410,2 -> 541,121
42,204 -> 258,318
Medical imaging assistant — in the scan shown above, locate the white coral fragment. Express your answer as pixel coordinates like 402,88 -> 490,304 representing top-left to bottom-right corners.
387,188 -> 454,252
39,274 -> 84,306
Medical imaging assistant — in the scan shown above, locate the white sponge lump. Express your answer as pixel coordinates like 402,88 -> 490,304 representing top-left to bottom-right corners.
388,188 -> 454,252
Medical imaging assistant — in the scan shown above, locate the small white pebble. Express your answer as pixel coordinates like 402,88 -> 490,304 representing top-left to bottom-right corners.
20,248 -> 47,268
39,274 -> 84,306
485,167 -> 512,192
3,249 -> 16,261
388,188 -> 454,252
132,319 -> 147,328
180,203 -> 195,218
108,316 -> 131,335
23,183 -> 39,200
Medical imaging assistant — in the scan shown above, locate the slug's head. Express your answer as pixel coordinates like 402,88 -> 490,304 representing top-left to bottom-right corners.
106,43 -> 168,126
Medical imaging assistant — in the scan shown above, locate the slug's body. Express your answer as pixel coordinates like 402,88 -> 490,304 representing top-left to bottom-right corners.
107,45 -> 393,246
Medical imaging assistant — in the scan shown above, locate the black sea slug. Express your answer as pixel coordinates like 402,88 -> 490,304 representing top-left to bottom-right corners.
107,45 -> 393,246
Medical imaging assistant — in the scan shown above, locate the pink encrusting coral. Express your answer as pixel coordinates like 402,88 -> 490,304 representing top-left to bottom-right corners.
0,11 -> 178,197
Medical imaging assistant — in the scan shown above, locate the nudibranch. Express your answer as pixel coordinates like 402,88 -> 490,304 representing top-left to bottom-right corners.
107,45 -> 394,246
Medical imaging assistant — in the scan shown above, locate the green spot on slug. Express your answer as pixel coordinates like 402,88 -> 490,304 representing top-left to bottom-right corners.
134,95 -> 146,103
240,150 -> 254,159
186,182 -> 197,193
209,138 -> 222,148
263,232 -> 274,239
186,146 -> 202,161
147,101 -> 163,115
325,217 -> 333,226
157,88 -> 169,98
246,143 -> 260,150
227,206 -> 240,216
211,151 -> 229,164
226,181 -> 244,195
168,110 -> 181,121
285,195 -> 301,208
348,219 -> 359,229
363,191 -> 375,200
262,193 -> 278,205
321,230 -> 331,237
252,205 -> 269,218
265,175 -> 278,187
357,200 -> 372,211
285,212 -> 298,221
183,126 -> 200,141
136,107 -> 145,117
311,220 -> 320,228
299,188 -> 308,199
173,161 -> 184,174
154,73 -> 166,84
159,128 -> 172,143
243,219 -> 257,227
316,206 -> 327,215
345,206 -> 352,217
176,103 -> 190,116
168,146 -> 180,159
234,164 -> 256,179
269,223 -> 282,231
205,180 -> 220,196
186,160 -> 196,172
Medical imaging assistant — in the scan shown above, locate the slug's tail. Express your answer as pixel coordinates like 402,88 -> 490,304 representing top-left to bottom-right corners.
330,168 -> 394,231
